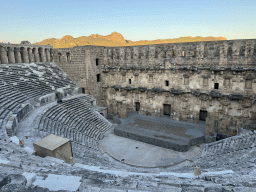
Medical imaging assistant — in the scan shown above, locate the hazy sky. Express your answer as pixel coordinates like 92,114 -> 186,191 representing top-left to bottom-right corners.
0,0 -> 255,43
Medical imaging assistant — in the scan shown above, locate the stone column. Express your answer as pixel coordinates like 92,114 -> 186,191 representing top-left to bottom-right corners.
50,49 -> 54,62
8,47 -> 15,64
45,48 -> 51,62
28,48 -> 34,63
21,47 -> 29,63
33,48 -> 39,62
0,46 -> 8,64
39,48 -> 46,62
14,48 -> 21,63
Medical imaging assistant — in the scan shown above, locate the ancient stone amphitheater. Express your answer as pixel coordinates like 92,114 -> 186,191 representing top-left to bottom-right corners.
0,41 -> 256,192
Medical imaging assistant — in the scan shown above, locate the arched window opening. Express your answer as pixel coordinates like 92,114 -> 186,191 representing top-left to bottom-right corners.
38,48 -> 43,62
58,53 -> 62,62
20,48 -> 24,63
66,52 -> 71,62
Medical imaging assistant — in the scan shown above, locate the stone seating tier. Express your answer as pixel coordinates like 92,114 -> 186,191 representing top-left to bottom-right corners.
201,132 -> 256,157
38,96 -> 110,148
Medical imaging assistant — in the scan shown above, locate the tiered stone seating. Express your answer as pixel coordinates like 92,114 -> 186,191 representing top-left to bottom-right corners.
0,62 -> 79,135
0,80 -> 27,126
38,116 -> 99,150
201,131 -> 256,157
0,63 -> 76,98
38,96 -> 111,150
62,96 -> 110,133
0,62 -> 110,149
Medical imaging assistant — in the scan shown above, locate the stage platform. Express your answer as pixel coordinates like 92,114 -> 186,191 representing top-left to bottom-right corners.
114,113 -> 205,152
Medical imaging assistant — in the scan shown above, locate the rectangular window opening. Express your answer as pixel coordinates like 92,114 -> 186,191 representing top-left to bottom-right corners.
214,83 -> 219,89
96,58 -> 99,66
135,102 -> 140,111
203,78 -> 208,85
149,76 -> 153,83
184,77 -> 189,85
165,80 -> 169,86
224,79 -> 230,87
129,79 -> 131,84
245,79 -> 252,89
97,74 -> 101,82
163,104 -> 172,116
199,110 -> 207,121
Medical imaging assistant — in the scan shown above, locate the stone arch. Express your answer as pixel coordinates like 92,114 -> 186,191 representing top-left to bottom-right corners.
20,47 -> 25,63
58,53 -> 62,62
66,52 -> 71,62
50,49 -> 54,62
38,48 -> 43,62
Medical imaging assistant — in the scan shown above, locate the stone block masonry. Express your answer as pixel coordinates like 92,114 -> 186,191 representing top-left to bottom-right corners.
53,39 -> 256,138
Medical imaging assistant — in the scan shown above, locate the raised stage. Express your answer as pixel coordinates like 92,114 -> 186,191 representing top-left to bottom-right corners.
114,113 -> 205,152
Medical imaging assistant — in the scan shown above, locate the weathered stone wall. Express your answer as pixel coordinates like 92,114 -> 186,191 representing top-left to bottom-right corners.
101,39 -> 256,68
54,39 -> 256,137
0,42 -> 53,64
53,46 -> 104,106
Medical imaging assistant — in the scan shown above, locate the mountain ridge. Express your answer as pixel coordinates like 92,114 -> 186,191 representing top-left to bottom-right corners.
34,32 -> 227,48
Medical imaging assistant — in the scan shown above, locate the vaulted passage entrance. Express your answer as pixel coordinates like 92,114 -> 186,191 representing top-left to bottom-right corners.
135,102 -> 140,111
199,110 -> 207,121
163,104 -> 171,115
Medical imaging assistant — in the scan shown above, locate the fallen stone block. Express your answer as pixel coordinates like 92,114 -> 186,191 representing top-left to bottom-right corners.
10,136 -> 19,145
22,172 -> 37,186
23,147 -> 35,155
32,174 -> 82,191
33,134 -> 73,164
0,158 -> 10,165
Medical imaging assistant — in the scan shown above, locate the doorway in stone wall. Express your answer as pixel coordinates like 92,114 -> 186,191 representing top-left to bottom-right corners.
163,104 -> 171,116
135,102 -> 140,111
199,110 -> 207,121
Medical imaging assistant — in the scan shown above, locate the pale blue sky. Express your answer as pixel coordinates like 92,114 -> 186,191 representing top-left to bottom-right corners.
0,0 -> 255,43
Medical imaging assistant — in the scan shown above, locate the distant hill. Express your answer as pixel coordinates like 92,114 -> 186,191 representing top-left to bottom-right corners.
34,32 -> 227,48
